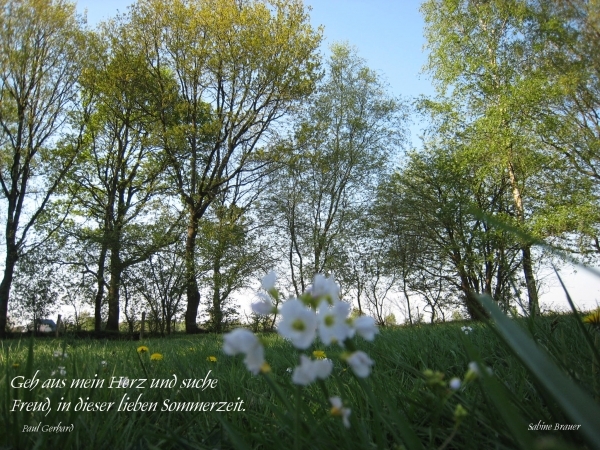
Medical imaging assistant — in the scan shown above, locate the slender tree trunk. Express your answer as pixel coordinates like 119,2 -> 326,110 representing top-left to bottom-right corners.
521,246 -> 539,316
0,244 -> 18,337
185,212 -> 200,333
94,242 -> 108,332
106,241 -> 122,331
212,256 -> 223,333
402,277 -> 412,326
507,158 -> 539,317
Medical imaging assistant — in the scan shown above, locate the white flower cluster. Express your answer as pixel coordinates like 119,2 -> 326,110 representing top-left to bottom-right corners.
51,366 -> 66,377
461,326 -> 473,334
226,272 -> 379,381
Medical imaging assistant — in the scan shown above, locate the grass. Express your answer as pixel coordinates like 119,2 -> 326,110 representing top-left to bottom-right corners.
1,311 -> 598,450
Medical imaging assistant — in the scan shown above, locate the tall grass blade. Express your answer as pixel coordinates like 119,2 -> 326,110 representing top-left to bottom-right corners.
477,293 -> 600,448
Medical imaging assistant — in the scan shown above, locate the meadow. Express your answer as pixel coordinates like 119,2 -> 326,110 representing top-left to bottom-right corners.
2,299 -> 599,450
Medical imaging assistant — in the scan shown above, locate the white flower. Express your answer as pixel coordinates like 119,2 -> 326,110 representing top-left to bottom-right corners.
243,344 -> 266,376
53,350 -> 67,358
309,274 -> 340,303
119,377 -> 130,388
449,377 -> 461,390
352,315 -> 379,341
286,367 -> 292,373
278,299 -> 318,349
261,270 -> 277,292
51,366 -> 67,377
466,361 -> 493,381
223,329 -> 260,356
292,355 -> 333,385
318,300 -> 353,346
346,351 -> 374,378
252,293 -> 274,315
329,397 -> 351,428
223,328 -> 266,375
100,360 -> 107,367
461,326 -> 473,334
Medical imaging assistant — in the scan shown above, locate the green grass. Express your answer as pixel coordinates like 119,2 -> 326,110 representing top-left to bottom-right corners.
1,312 -> 598,450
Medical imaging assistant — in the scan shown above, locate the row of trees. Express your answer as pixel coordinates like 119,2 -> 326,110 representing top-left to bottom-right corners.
2,0 -> 599,335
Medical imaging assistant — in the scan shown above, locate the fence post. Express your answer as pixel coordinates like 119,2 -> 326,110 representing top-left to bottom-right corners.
140,312 -> 146,339
56,314 -> 62,338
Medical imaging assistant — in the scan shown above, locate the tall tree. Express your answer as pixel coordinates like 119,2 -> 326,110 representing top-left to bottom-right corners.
129,0 -> 322,332
421,0 -> 559,316
267,43 -> 406,297
381,146 -> 523,320
59,17 -> 178,332
0,0 -> 86,335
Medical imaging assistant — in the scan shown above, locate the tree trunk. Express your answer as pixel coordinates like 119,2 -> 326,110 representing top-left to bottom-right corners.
106,242 -> 122,331
185,213 -> 200,333
94,242 -> 108,332
508,158 -> 539,317
0,245 -> 18,337
522,245 -> 539,317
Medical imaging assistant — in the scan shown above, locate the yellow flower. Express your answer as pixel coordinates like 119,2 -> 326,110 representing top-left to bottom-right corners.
260,362 -> 271,374
12,363 -> 19,369
150,353 -> 163,361
313,350 -> 326,359
137,346 -> 149,354
207,356 -> 217,362
583,309 -> 600,329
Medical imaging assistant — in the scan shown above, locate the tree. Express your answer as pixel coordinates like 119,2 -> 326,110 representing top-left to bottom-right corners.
266,43 -> 406,298
119,240 -> 187,335
380,145 -> 523,320
0,0 -> 86,336
420,0 -> 572,316
529,0 -> 600,258
58,17 -> 179,332
198,180 -> 274,333
129,0 -> 322,333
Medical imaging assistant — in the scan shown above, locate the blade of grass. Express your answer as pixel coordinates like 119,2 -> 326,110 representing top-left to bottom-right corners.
553,266 -> 600,367
477,293 -> 600,447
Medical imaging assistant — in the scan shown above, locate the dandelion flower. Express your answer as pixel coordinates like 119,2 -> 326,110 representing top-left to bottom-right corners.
150,353 -> 163,361
329,397 -> 351,428
137,346 -> 149,354
207,356 -> 217,362
583,309 -> 600,329
278,299 -> 318,349
313,350 -> 326,359
346,351 -> 374,378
